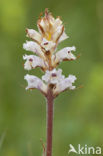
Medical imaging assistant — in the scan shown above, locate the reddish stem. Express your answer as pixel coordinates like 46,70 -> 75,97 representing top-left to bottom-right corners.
46,88 -> 54,156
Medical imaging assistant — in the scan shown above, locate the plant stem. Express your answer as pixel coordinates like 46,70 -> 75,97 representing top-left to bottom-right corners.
46,88 -> 54,156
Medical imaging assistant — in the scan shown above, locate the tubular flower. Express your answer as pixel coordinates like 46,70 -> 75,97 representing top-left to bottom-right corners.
24,74 -> 47,94
23,9 -> 77,96
23,55 -> 48,71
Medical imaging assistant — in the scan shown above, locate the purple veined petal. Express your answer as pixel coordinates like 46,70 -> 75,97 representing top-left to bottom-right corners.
53,74 -> 77,95
23,41 -> 45,59
42,68 -> 65,84
24,74 -> 47,94
23,54 -> 48,70
41,38 -> 56,51
67,75 -> 77,83
54,46 -> 76,63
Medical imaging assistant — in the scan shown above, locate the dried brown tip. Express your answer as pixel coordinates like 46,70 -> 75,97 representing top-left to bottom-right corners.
77,53 -> 82,59
76,85 -> 84,90
25,28 -> 28,33
40,139 -> 46,156
39,12 -> 43,19
57,16 -> 62,20
38,23 -> 45,34
45,8 -> 49,17
29,88 -> 35,90
56,25 -> 64,43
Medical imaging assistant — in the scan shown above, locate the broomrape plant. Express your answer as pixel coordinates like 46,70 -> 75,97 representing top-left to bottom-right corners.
23,9 -> 77,156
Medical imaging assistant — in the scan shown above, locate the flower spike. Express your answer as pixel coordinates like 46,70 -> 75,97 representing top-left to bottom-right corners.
23,9 -> 77,95
23,9 -> 78,156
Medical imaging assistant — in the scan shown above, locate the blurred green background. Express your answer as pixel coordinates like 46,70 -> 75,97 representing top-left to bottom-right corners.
0,0 -> 103,155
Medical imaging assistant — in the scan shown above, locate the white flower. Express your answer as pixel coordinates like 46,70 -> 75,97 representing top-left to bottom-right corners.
23,55 -> 48,70
42,68 -> 76,95
51,17 -> 68,42
42,68 -> 64,84
52,25 -> 64,42
37,10 -> 68,44
37,18 -> 48,34
58,31 -> 69,43
23,9 -> 77,95
24,74 -> 47,93
53,74 -> 77,95
54,46 -> 76,64
41,38 -> 56,51
26,29 -> 42,44
52,18 -> 62,30
23,41 -> 45,59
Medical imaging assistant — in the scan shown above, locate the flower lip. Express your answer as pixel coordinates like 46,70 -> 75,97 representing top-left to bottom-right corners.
23,54 -> 48,71
51,73 -> 57,77
24,74 -> 47,94
44,42 -> 48,45
29,58 -> 33,62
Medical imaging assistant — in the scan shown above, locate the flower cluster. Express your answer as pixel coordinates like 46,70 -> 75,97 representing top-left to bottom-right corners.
23,9 -> 77,97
